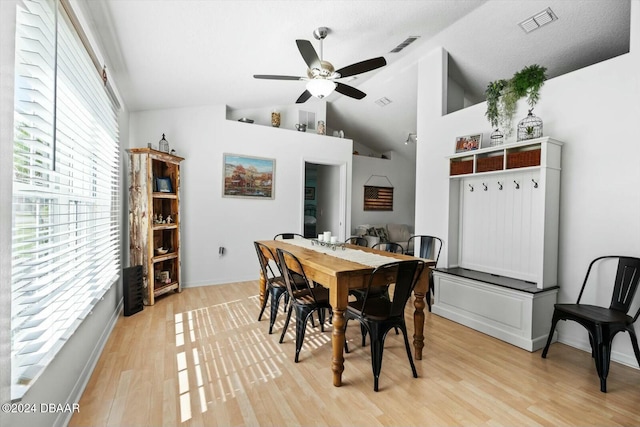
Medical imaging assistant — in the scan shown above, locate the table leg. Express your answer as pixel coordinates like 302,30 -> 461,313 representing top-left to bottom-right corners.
329,281 -> 348,387
331,308 -> 346,386
412,290 -> 425,360
412,265 -> 430,360
258,270 -> 266,308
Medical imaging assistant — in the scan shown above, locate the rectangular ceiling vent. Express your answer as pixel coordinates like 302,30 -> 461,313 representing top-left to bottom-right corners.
375,97 -> 392,107
390,36 -> 420,53
519,7 -> 558,34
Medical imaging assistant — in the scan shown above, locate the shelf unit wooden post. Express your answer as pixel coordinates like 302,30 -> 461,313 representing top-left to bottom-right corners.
128,148 -> 184,305
434,137 -> 563,351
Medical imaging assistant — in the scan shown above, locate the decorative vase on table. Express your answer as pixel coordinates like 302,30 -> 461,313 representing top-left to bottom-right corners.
517,109 -> 543,141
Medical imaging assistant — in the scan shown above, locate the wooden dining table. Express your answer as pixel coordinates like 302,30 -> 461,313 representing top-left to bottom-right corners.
256,239 -> 434,387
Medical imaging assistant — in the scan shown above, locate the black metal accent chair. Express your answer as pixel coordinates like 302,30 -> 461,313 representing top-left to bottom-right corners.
344,260 -> 425,391
276,248 -> 332,362
371,241 -> 404,254
345,236 -> 368,247
406,235 -> 443,312
351,241 -> 404,304
254,241 -> 304,334
541,255 -> 640,392
274,233 -> 306,240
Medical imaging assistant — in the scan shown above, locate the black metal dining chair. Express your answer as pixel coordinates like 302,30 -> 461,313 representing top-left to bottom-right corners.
345,236 -> 368,247
274,233 -> 306,240
254,241 -> 305,334
351,241 -> 405,305
371,241 -> 404,254
541,255 -> 640,392
277,248 -> 332,363
406,235 -> 443,312
344,260 -> 425,391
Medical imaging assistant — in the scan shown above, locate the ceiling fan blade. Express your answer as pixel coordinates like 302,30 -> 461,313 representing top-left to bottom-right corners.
296,90 -> 312,104
296,39 -> 322,70
335,57 -> 387,78
253,74 -> 305,80
335,82 -> 366,100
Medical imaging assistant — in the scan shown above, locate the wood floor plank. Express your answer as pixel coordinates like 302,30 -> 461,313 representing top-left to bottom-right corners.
69,280 -> 640,427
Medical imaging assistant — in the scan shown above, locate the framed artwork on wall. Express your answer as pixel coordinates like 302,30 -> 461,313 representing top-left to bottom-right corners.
305,186 -> 315,200
455,134 -> 482,153
222,153 -> 275,199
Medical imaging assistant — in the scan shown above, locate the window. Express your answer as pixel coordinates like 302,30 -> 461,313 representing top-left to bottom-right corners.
11,0 -> 119,399
364,186 -> 394,211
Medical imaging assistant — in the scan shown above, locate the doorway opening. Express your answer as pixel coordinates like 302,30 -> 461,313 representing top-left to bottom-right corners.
303,161 -> 347,240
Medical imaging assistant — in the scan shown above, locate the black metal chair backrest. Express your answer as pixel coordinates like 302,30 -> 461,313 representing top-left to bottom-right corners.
577,256 -> 640,320
407,235 -> 443,263
372,242 -> 404,254
346,236 -> 368,247
361,260 -> 425,318
254,241 -> 280,280
276,248 -> 317,305
274,233 -> 305,240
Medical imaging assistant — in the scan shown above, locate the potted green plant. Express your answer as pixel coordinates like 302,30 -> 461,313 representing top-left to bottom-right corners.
484,64 -> 547,138
511,64 -> 547,108
485,79 -> 506,129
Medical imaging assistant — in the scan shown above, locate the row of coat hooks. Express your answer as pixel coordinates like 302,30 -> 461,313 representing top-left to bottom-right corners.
469,179 -> 538,192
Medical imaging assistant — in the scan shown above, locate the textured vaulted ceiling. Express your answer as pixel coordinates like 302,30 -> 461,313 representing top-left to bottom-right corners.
82,0 -> 631,156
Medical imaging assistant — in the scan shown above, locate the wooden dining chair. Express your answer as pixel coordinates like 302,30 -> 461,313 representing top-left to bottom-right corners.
406,235 -> 443,312
276,248 -> 332,362
344,260 -> 425,391
541,255 -> 640,392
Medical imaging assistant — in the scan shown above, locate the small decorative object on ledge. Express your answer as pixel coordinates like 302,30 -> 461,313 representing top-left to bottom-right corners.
490,128 -> 504,146
317,120 -> 325,135
517,109 -> 543,141
271,110 -> 280,127
159,133 -> 170,153
295,123 -> 307,132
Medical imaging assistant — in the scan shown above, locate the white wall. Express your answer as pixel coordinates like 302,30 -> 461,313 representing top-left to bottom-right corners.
129,106 -> 352,287
351,152 -> 416,232
415,4 -> 640,368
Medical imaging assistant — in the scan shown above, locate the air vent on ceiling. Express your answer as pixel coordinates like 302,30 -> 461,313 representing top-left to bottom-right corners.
519,7 -> 558,33
390,36 -> 420,53
375,97 -> 392,107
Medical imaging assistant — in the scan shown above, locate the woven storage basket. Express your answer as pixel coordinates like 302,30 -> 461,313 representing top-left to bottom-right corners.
506,148 -> 541,169
450,159 -> 473,176
476,155 -> 504,173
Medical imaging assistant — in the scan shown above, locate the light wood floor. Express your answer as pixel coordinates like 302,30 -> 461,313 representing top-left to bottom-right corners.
70,281 -> 640,427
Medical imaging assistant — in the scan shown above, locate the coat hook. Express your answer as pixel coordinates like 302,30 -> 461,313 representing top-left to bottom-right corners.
482,183 -> 488,191
468,184 -> 474,192
497,181 -> 503,190
514,180 -> 520,189
532,179 -> 538,188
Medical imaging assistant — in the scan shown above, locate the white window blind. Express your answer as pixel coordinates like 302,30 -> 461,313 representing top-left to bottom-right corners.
12,0 -> 120,399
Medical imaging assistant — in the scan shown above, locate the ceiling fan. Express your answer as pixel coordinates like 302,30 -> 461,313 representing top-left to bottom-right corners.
254,27 -> 387,103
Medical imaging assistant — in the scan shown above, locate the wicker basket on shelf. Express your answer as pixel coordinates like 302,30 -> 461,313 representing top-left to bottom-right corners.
506,148 -> 541,169
476,155 -> 504,173
450,159 -> 473,176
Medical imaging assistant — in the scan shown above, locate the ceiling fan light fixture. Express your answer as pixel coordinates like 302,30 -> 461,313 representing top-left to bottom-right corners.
306,79 -> 336,99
